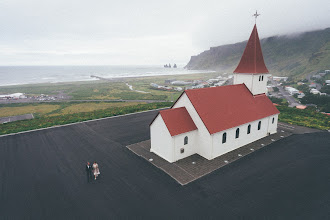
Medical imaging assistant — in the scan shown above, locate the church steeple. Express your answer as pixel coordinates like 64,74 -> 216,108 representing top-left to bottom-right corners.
233,24 -> 268,74
233,22 -> 270,96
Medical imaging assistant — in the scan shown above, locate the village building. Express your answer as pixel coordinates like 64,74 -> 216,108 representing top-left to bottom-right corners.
150,24 -> 280,163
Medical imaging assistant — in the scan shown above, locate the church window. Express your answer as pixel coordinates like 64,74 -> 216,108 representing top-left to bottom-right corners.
247,124 -> 251,134
259,76 -> 261,81
262,75 -> 264,81
258,121 -> 261,130
272,117 -> 275,124
184,136 -> 188,145
222,133 -> 227,144
235,128 -> 240,139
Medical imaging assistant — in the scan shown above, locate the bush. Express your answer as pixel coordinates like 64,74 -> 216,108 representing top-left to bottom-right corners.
277,105 -> 330,130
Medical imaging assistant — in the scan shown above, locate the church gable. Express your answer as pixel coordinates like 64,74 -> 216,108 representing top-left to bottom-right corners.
158,107 -> 197,137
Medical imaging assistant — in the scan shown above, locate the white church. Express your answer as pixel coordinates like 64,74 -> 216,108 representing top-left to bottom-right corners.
150,24 -> 280,163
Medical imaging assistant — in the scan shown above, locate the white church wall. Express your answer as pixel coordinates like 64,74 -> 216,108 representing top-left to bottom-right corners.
150,114 -> 174,163
173,130 -> 198,161
211,116 -> 276,159
173,93 -> 212,160
233,74 -> 253,91
233,74 -> 270,95
251,74 -> 270,95
267,114 -> 279,134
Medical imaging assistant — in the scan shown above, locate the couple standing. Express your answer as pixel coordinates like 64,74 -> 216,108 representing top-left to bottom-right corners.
86,161 -> 100,182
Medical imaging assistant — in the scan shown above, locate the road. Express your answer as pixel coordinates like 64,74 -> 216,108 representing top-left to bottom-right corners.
0,110 -> 330,219
270,78 -> 300,107
306,73 -> 322,90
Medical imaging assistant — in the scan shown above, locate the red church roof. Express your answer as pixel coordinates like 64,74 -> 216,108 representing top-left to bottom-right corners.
233,24 -> 269,74
184,84 -> 279,134
159,107 -> 197,136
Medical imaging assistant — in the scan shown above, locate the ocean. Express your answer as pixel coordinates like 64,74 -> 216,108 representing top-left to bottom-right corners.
0,65 -> 214,86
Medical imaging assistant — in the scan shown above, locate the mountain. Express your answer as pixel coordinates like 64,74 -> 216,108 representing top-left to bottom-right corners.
186,27 -> 330,78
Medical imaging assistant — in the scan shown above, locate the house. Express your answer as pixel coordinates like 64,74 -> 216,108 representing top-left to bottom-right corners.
297,92 -> 305,99
0,93 -> 26,100
285,86 -> 299,95
310,88 -> 320,95
309,83 -> 317,88
150,24 -> 280,163
272,76 -> 288,82
296,105 -> 307,110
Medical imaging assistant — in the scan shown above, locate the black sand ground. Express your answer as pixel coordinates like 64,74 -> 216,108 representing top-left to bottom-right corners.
0,110 -> 330,219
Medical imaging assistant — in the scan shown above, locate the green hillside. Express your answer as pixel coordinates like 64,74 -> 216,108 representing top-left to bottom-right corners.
186,28 -> 330,79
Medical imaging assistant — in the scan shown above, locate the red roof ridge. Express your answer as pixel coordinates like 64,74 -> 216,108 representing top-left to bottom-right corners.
233,24 -> 269,74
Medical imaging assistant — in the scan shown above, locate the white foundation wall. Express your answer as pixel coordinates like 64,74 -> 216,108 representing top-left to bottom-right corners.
173,130 -> 198,162
233,74 -> 270,95
173,93 -> 212,159
150,115 -> 174,163
211,115 -> 277,159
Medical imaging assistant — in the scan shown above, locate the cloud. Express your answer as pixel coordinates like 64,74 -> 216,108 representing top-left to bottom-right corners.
0,0 -> 329,65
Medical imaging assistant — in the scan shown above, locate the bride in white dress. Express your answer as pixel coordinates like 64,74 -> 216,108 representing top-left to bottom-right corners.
93,162 -> 100,180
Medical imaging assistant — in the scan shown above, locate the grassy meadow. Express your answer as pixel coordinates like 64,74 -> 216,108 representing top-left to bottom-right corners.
0,102 -> 172,135
0,72 -> 329,135
0,71 -> 221,101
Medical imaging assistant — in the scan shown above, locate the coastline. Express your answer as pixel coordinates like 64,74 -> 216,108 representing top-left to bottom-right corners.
0,65 -> 216,88
0,70 -> 219,88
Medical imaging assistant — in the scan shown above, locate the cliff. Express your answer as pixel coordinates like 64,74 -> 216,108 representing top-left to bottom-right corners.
186,27 -> 330,78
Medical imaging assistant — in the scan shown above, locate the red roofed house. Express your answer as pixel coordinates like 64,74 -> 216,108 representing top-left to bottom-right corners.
150,24 -> 280,163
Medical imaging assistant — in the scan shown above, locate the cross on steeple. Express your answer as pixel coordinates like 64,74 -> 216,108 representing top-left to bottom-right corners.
253,10 -> 260,24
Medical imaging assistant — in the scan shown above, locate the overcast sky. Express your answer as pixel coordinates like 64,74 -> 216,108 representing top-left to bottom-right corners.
1,0 -> 329,66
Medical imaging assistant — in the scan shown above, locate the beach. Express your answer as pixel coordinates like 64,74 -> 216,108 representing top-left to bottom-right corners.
0,65 -> 215,87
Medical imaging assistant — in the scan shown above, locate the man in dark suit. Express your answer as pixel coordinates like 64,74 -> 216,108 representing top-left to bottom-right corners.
85,162 -> 93,183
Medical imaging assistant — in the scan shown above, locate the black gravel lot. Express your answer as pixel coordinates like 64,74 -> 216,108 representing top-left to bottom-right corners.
0,110 -> 330,219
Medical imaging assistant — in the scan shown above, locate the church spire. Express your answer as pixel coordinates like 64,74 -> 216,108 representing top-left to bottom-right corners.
233,24 -> 268,74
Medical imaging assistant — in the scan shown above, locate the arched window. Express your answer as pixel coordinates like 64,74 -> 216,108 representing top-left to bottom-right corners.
222,133 -> 227,144
184,136 -> 188,145
247,124 -> 251,134
262,75 -> 264,81
259,76 -> 261,81
272,117 -> 275,124
258,121 -> 261,130
236,128 -> 240,139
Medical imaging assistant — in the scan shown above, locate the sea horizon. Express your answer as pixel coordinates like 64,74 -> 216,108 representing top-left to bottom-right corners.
0,65 -> 215,87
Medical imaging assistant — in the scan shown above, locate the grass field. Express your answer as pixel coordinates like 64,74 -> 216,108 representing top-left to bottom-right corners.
0,102 -> 148,118
0,100 -> 328,136
49,102 -> 146,116
0,102 -> 172,135
0,71 -> 222,101
0,104 -> 60,117
1,72 -> 328,134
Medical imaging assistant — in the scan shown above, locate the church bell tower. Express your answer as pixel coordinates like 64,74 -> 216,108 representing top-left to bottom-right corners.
233,22 -> 270,96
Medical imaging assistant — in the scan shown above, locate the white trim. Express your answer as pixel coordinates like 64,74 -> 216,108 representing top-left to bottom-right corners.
0,108 -> 168,138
